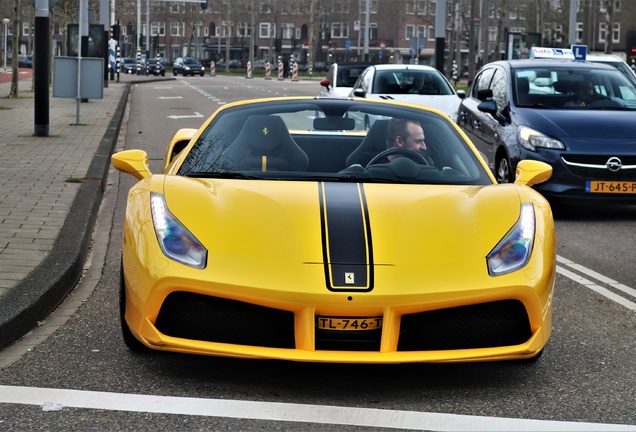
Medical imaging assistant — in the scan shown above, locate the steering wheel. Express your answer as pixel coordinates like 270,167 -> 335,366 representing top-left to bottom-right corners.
366,148 -> 429,168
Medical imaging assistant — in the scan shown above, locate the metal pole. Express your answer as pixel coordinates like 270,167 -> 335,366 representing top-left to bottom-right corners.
569,0 -> 578,46
435,0 -> 446,74
2,19 -> 8,71
364,0 -> 369,62
34,0 -> 50,136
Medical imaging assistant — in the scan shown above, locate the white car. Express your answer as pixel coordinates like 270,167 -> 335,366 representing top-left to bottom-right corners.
349,64 -> 466,121
585,53 -> 636,84
319,62 -> 374,98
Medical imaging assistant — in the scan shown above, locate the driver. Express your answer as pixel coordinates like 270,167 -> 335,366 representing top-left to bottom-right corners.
385,118 -> 427,159
350,118 -> 427,166
566,79 -> 595,107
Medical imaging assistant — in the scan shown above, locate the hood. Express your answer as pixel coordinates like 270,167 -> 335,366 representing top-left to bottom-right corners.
162,177 -> 523,291
373,94 -> 461,116
517,108 -> 636,143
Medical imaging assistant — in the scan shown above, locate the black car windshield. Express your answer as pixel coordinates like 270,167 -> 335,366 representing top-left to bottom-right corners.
184,58 -> 201,65
177,99 -> 491,186
513,66 -> 636,109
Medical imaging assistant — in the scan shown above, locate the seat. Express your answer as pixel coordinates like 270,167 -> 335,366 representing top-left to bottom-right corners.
216,115 -> 308,171
345,119 -> 390,166
374,75 -> 389,93
516,77 -> 530,105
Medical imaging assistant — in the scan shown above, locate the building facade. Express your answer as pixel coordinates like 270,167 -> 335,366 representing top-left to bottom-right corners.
2,0 -> 636,73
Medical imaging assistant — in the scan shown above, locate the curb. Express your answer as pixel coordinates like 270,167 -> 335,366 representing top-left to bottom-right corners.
0,83 -> 132,350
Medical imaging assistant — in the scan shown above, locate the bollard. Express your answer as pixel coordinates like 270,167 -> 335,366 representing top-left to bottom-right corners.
210,60 -> 216,76
291,62 -> 299,81
246,60 -> 253,79
265,62 -> 271,80
277,61 -> 284,80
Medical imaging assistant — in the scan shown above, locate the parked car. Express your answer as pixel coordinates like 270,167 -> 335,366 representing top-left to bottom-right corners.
456,47 -> 636,203
320,62 -> 374,98
120,58 -> 137,74
349,64 -> 466,121
252,59 -> 267,70
585,53 -> 636,85
145,58 -> 166,76
112,96 -> 555,363
18,54 -> 32,68
312,61 -> 330,72
173,57 -> 205,76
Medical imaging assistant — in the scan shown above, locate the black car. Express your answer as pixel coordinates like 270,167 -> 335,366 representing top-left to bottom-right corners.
145,58 -> 165,76
457,50 -> 636,203
18,55 -> 33,68
173,57 -> 205,76
120,58 -> 138,74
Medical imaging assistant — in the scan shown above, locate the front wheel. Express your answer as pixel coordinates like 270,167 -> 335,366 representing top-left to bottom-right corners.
495,154 -> 513,183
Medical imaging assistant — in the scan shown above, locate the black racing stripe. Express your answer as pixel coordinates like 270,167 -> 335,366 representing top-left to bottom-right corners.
319,182 -> 373,292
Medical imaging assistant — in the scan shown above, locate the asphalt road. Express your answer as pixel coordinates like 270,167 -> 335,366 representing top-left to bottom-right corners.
0,75 -> 634,431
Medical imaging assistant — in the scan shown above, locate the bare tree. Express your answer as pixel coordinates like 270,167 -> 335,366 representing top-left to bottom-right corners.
9,0 -> 19,98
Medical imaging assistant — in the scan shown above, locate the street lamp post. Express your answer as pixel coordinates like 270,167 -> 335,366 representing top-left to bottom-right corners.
2,18 -> 9,71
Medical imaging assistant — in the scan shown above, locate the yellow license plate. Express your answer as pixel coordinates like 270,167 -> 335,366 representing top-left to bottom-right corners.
586,181 -> 636,194
316,317 -> 382,331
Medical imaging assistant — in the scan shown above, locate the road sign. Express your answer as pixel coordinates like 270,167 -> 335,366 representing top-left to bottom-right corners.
571,44 -> 588,61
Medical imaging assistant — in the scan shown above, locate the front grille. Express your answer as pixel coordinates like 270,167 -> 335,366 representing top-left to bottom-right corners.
155,292 -> 295,349
397,300 -> 531,351
315,328 -> 382,351
562,155 -> 636,181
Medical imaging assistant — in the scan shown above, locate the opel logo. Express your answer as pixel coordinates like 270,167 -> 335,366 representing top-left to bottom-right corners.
606,157 -> 623,172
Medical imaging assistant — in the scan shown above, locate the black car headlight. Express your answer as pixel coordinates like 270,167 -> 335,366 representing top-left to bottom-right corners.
487,203 -> 535,276
150,193 -> 207,269
518,126 -> 565,151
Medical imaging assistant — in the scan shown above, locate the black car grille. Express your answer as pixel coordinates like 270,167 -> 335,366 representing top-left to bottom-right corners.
397,300 -> 531,351
155,294 -> 531,352
562,155 -> 636,181
155,292 -> 295,349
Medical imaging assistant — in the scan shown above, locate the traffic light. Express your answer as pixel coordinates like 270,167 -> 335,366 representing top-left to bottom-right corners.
111,23 -> 120,41
200,0 -> 208,9
275,38 -> 282,53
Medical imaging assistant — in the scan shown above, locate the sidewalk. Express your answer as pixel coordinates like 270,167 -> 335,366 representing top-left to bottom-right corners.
0,70 -> 173,349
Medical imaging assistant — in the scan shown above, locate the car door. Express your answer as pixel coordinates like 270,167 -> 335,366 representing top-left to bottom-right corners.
476,67 -> 509,173
458,67 -> 496,164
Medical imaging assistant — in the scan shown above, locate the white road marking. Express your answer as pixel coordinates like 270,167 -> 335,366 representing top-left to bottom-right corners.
166,112 -> 204,119
158,96 -> 182,99
556,255 -> 636,310
1,386 -> 634,431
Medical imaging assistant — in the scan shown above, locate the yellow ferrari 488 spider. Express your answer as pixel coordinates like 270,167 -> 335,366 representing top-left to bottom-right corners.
112,96 -> 556,363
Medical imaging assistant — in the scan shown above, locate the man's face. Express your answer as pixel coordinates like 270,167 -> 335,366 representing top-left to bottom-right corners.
397,122 -> 426,151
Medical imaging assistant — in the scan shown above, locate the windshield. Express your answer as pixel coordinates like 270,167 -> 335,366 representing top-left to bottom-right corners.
513,66 -> 636,109
373,69 -> 455,95
177,100 -> 491,186
184,58 -> 201,65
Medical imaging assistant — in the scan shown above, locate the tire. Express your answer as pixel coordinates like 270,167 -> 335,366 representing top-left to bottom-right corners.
119,262 -> 150,352
495,153 -> 513,183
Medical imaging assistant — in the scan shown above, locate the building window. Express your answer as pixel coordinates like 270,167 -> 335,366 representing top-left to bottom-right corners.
359,0 -> 378,14
22,23 -> 32,36
509,6 -> 517,19
238,22 -> 252,37
488,26 -> 497,43
169,3 -> 182,14
151,22 -> 165,37
417,25 -> 426,39
204,27 -> 209,37
417,1 -> 426,14
601,1 -> 621,12
429,0 -> 436,15
406,25 -> 414,40
428,26 -> 435,40
282,23 -> 294,39
519,5 -> 526,20
259,22 -> 272,38
612,22 -> 620,43
360,23 -> 378,40
170,22 -> 182,37
331,22 -> 349,39
406,0 -> 415,14
333,0 -> 349,13
576,22 -> 583,42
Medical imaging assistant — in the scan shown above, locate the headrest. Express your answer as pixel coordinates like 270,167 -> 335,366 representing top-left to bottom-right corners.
241,115 -> 286,153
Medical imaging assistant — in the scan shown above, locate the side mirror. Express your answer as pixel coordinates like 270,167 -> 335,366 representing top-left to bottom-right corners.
112,150 -> 151,180
514,160 -> 552,187
477,100 -> 498,116
320,78 -> 331,89
456,89 -> 467,99
352,88 -> 366,98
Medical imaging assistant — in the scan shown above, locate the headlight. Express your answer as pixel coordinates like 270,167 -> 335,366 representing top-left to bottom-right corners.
518,126 -> 565,151
487,203 -> 535,276
150,193 -> 207,268
185,66 -> 191,70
